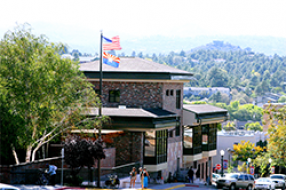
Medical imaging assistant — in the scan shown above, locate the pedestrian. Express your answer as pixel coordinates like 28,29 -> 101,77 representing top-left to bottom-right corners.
129,167 -> 137,188
46,164 -> 57,185
139,167 -> 144,189
143,167 -> 149,188
188,166 -> 194,183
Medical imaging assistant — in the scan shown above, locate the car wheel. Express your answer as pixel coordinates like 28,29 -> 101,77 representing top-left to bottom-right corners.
229,183 -> 236,190
247,184 -> 253,190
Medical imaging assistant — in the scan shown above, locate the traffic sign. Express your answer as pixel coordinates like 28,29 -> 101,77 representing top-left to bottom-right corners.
216,164 -> 221,170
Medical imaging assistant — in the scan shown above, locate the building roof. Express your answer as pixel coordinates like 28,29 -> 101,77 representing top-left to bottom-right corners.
79,57 -> 194,81
183,104 -> 228,114
87,107 -> 177,118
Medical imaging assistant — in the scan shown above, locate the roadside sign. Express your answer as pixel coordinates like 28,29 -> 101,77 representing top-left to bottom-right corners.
250,166 -> 254,175
223,159 -> 228,169
216,164 -> 221,170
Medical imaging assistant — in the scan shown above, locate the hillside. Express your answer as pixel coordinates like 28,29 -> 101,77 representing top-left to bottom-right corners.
143,43 -> 286,104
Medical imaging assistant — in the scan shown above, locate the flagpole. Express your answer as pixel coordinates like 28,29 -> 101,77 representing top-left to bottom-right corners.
97,30 -> 103,188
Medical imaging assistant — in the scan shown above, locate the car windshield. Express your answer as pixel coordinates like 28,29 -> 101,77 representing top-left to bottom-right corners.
257,178 -> 271,182
226,174 -> 239,179
271,175 -> 284,180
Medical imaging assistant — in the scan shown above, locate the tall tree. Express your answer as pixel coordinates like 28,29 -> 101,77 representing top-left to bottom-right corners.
0,25 -> 103,163
265,104 -> 286,173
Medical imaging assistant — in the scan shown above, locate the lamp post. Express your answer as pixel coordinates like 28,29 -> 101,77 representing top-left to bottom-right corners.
227,148 -> 233,169
220,150 -> 225,176
247,158 -> 251,174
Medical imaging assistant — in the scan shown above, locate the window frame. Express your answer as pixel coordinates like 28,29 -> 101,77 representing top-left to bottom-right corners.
109,90 -> 120,103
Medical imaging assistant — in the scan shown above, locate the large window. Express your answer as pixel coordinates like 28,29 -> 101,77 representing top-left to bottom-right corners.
144,130 -> 167,164
184,128 -> 193,148
109,90 -> 120,103
145,131 -> 156,157
176,90 -> 181,109
156,130 -> 167,164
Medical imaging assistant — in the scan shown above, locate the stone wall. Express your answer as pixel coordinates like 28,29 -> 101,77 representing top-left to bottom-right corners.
164,141 -> 183,178
92,81 -> 163,108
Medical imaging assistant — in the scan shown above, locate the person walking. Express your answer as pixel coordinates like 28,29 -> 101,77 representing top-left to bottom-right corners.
188,166 -> 194,183
143,167 -> 149,188
139,167 -> 144,189
46,164 -> 57,185
129,167 -> 137,188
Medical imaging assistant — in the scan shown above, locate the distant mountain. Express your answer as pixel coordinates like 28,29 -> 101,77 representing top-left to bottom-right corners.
187,40 -> 252,53
121,35 -> 286,56
1,23 -> 286,56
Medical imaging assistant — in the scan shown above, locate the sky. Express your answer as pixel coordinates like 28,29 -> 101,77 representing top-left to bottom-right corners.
1,0 -> 286,54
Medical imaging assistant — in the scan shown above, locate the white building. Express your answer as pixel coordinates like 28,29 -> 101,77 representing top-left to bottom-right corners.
213,130 -> 267,169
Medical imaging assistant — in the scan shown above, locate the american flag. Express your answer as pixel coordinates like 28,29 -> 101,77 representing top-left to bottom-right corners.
103,36 -> 122,51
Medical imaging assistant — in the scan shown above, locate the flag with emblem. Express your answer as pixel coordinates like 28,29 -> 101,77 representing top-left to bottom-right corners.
102,36 -> 122,50
103,52 -> 120,68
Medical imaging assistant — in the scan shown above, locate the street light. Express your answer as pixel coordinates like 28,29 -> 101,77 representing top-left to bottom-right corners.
220,150 -> 225,176
227,148 -> 233,168
247,158 -> 251,174
269,158 -> 272,174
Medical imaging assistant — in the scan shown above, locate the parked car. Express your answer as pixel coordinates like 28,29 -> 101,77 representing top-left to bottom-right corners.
254,177 -> 276,190
0,183 -> 20,190
213,173 -> 221,184
216,173 -> 255,190
270,174 -> 286,190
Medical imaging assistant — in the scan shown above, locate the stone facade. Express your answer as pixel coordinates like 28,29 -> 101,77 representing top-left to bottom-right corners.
165,141 -> 183,178
92,81 -> 163,108
91,80 -> 185,179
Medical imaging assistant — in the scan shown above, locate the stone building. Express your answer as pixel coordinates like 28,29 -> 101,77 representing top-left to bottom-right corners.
78,57 -> 229,181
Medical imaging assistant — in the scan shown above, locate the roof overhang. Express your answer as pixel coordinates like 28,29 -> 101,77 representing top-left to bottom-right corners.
183,104 -> 228,126
86,107 -> 179,132
83,71 -> 194,82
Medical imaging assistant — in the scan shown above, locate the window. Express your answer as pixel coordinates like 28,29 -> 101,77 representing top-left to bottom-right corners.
156,130 -> 167,164
202,135 -> 208,145
144,130 -> 168,164
109,90 -> 120,103
145,131 -> 156,157
170,90 -> 174,96
169,130 -> 173,137
176,90 -> 181,109
166,90 -> 169,96
184,128 -> 193,148
175,122 -> 180,136
92,87 -> 100,95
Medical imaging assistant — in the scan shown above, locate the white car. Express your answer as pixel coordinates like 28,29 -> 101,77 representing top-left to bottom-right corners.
254,178 -> 276,190
0,183 -> 20,190
270,174 -> 286,190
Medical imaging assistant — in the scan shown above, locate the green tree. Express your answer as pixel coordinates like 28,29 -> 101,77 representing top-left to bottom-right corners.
278,96 -> 286,103
179,50 -> 186,57
223,122 -> 236,131
137,52 -> 143,58
265,104 -> 286,173
0,25 -> 103,163
245,122 -> 263,131
232,140 -> 264,162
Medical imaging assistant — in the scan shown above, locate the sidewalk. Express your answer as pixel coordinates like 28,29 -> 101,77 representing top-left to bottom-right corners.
14,182 -> 216,190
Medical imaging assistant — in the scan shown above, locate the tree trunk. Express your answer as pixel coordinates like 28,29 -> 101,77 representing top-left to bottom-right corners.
11,145 -> 19,164
25,145 -> 32,163
32,143 -> 42,162
42,145 -> 46,159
